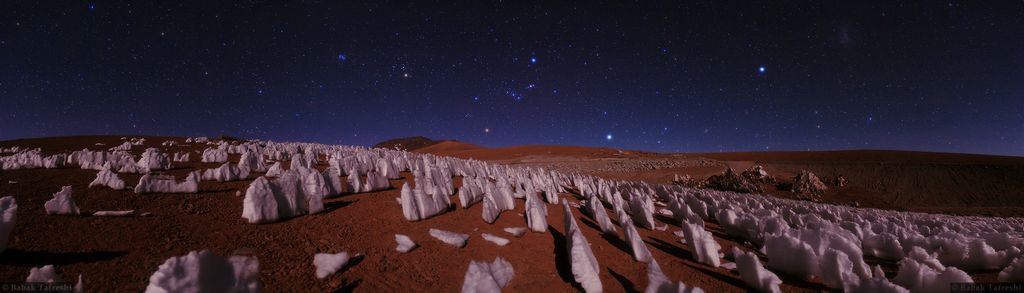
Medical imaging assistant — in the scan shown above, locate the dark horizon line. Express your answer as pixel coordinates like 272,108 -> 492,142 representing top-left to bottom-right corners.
2,133 -> 1022,159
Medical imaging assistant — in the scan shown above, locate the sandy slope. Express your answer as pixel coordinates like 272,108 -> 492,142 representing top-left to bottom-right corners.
413,140 -> 484,154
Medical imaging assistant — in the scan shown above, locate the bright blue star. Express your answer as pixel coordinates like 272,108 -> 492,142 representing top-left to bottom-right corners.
758,66 -> 766,73
337,53 -> 347,61
530,57 -> 537,63
606,134 -> 613,140
88,3 -> 96,10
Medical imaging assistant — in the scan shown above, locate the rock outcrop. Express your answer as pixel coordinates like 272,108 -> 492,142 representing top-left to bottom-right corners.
792,170 -> 828,200
705,168 -> 761,193
742,165 -> 775,183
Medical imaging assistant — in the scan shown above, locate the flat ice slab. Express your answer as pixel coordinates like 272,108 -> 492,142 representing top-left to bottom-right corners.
313,252 -> 351,279
430,228 -> 469,248
395,234 -> 417,253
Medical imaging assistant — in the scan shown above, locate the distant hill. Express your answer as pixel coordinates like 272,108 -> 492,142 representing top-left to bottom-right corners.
412,140 -> 483,154
372,136 -> 452,151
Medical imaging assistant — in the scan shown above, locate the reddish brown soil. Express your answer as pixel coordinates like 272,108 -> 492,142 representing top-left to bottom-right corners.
0,136 -> 1014,291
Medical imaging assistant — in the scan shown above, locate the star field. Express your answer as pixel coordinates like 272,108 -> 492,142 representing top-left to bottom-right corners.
1,1 -> 1023,155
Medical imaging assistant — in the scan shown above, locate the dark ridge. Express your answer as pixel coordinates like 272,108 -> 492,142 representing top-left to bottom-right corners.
373,136 -> 449,151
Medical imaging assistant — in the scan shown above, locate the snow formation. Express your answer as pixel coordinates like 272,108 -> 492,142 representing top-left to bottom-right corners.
852,267 -> 910,293
201,162 -> 250,182
201,148 -> 229,163
173,151 -> 190,162
681,222 -> 720,267
524,192 -> 548,233
237,151 -> 267,173
145,250 -> 260,293
999,257 -> 1024,282
732,247 -> 782,293
460,257 -> 514,293
26,265 -> 61,283
395,234 -> 417,253
1,148 -> 66,170
458,176 -> 485,208
586,198 -> 616,234
893,257 -> 973,293
363,170 -> 391,192
0,196 -> 15,252
400,181 -> 449,221
430,228 -> 469,248
93,210 -> 134,217
481,233 -> 510,246
313,251 -> 351,279
645,258 -> 703,293
562,200 -> 602,293
620,207 -> 653,263
44,186 -> 80,215
89,168 -> 126,190
241,175 -> 326,224
134,171 -> 200,194
504,227 -> 527,237
481,179 -> 515,224
136,148 -> 172,172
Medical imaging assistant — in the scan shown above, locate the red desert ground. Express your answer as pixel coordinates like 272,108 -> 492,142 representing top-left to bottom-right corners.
0,135 -> 1023,292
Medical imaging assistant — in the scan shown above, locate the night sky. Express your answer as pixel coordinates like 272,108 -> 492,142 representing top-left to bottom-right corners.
2,1 -> 1023,156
